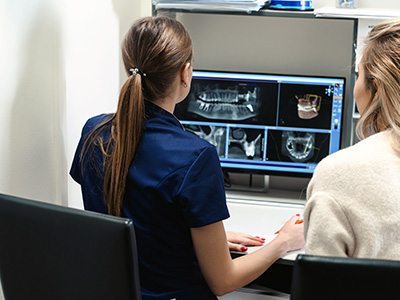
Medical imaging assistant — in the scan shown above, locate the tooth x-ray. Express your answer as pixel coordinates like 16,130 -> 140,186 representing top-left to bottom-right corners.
187,81 -> 259,121
227,128 -> 263,160
281,131 -> 315,163
267,129 -> 330,163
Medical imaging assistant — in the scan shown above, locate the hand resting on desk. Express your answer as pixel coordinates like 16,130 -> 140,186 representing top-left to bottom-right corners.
226,231 -> 265,252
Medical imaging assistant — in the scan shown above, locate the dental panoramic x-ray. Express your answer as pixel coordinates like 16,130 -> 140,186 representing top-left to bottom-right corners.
174,70 -> 345,177
186,81 -> 260,121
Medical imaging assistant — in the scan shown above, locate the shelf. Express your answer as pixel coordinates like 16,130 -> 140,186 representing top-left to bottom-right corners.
315,7 -> 400,19
154,5 -> 316,19
155,4 -> 400,20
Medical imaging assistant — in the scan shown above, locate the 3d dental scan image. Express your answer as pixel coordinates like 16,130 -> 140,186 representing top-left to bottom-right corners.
174,70 -> 345,177
277,83 -> 334,129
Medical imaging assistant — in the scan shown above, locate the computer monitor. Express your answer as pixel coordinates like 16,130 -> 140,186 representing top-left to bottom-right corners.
174,70 -> 345,178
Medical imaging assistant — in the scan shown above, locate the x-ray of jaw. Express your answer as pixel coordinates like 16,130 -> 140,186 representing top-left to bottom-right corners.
281,131 -> 315,162
183,124 -> 226,157
187,82 -> 260,121
228,128 -> 263,160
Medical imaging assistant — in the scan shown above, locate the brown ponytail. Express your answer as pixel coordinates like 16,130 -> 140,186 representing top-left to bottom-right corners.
104,74 -> 145,216
82,16 -> 193,216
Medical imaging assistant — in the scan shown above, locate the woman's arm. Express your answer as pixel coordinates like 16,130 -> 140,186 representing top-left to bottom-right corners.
191,215 -> 304,296
304,192 -> 354,257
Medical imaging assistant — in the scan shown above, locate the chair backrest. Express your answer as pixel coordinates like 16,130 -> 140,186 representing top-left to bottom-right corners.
291,254 -> 400,300
0,193 -> 142,300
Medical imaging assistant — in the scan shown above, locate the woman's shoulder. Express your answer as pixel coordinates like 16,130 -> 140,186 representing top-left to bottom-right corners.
176,129 -> 218,164
311,131 -> 392,187
85,113 -> 112,127
320,131 -> 391,167
82,114 -> 113,135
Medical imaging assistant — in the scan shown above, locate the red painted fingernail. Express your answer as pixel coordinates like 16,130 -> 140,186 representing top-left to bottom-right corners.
261,238 -> 265,241
241,246 -> 248,251
256,236 -> 260,238
296,214 -> 300,216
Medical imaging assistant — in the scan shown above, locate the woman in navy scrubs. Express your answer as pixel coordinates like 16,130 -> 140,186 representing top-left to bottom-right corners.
70,16 -> 304,300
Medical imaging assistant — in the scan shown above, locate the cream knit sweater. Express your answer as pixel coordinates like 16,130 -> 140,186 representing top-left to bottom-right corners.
304,130 -> 400,259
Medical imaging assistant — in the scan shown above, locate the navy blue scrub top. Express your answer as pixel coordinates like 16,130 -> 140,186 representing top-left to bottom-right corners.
70,101 -> 230,300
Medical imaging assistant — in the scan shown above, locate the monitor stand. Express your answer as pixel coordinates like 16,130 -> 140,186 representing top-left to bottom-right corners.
224,172 -> 270,194
224,172 -> 309,203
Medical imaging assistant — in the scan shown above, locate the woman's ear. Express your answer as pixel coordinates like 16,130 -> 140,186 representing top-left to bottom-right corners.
372,79 -> 380,101
180,62 -> 192,88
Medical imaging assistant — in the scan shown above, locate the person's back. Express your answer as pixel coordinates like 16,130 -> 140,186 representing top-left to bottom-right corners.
304,16 -> 400,260
71,101 -> 229,299
305,130 -> 400,258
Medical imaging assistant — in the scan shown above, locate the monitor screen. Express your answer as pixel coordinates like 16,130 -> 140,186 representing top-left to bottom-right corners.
174,70 -> 345,177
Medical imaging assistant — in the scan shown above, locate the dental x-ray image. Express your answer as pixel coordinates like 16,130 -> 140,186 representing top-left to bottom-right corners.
281,131 -> 315,163
174,77 -> 280,126
266,129 -> 330,163
227,128 -> 264,160
186,80 -> 260,121
183,124 -> 226,157
278,83 -> 334,130
296,94 -> 321,120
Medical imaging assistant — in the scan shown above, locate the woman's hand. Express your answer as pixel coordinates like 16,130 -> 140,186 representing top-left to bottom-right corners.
275,215 -> 305,252
226,231 -> 265,252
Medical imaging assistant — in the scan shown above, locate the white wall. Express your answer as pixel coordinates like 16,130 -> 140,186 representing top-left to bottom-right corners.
0,0 -> 150,298
0,0 -> 65,205
0,0 -> 152,209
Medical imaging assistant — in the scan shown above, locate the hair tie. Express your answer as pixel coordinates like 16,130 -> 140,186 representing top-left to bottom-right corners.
130,67 -> 147,77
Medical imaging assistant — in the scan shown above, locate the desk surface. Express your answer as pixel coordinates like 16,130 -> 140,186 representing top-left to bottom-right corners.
226,198 -> 305,295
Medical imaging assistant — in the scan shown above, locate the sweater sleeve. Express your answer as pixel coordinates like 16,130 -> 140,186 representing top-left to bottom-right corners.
304,191 -> 355,257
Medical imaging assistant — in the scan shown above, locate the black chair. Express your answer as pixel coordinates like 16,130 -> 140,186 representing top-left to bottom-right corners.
0,193 -> 142,300
291,254 -> 400,300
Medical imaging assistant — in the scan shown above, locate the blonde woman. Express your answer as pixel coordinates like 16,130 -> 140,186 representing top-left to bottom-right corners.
304,17 -> 400,259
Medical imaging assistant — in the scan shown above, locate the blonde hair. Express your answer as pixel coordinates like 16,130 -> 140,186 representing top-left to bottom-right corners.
83,16 -> 193,216
356,17 -> 400,150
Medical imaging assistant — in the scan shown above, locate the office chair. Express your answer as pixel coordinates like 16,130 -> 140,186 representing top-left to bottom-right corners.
290,254 -> 400,300
0,193 -> 142,300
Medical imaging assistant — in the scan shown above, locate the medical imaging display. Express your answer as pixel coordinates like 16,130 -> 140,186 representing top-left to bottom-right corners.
277,83 -> 333,129
175,70 -> 345,177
